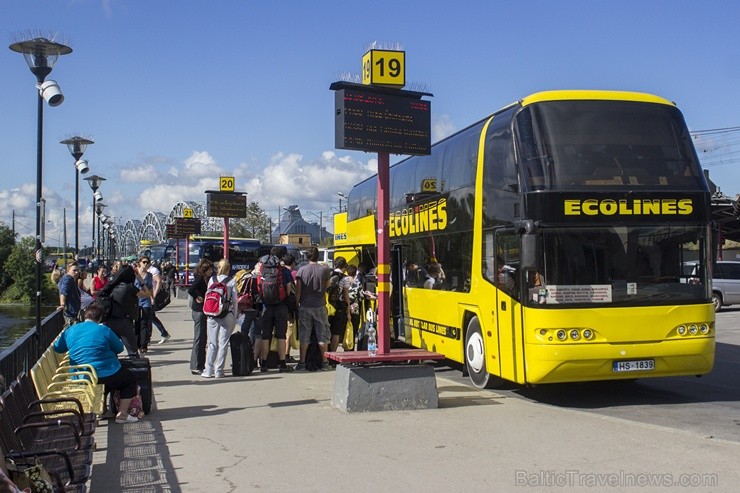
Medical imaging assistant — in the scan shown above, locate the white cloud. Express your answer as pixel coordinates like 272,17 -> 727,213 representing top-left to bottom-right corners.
183,151 -> 221,179
120,164 -> 157,183
432,114 -> 456,143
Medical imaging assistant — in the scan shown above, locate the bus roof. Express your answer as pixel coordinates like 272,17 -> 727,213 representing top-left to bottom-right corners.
520,90 -> 674,107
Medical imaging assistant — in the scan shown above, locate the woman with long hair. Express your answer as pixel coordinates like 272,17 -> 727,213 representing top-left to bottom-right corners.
202,259 -> 238,378
187,258 -> 214,375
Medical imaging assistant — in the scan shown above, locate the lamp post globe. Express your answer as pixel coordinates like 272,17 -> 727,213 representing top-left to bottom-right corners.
9,34 -> 72,334
60,136 -> 94,257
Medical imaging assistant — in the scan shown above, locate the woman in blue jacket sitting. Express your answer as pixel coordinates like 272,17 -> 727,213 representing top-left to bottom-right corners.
53,303 -> 140,424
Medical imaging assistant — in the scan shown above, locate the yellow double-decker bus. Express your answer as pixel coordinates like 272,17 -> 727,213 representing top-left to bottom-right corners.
342,90 -> 715,388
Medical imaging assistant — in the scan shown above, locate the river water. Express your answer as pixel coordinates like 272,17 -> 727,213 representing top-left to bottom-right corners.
0,305 -> 57,351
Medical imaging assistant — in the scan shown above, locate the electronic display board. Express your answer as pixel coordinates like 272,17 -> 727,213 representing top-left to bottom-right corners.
335,87 -> 431,155
206,192 -> 247,218
174,218 -> 201,237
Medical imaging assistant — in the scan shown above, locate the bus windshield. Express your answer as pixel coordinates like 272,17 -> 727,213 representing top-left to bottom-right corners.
516,101 -> 705,191
523,225 -> 709,307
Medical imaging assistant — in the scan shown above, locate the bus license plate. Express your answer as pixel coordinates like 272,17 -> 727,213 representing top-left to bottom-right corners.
612,359 -> 654,372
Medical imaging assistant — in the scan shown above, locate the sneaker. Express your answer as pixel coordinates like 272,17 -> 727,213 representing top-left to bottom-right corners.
115,414 -> 139,424
294,362 -> 307,372
215,372 -> 226,378
191,369 -> 202,375
201,372 -> 214,378
259,366 -> 268,373
320,362 -> 332,371
278,365 -> 294,373
158,334 -> 171,344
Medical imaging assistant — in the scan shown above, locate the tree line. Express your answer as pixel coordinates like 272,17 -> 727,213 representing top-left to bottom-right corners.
0,221 -> 58,304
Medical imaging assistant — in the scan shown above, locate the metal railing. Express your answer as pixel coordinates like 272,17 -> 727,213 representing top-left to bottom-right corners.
0,308 -> 65,389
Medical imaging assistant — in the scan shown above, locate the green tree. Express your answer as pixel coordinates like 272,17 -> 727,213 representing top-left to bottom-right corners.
1,236 -> 58,304
2,236 -> 36,303
0,221 -> 16,291
230,202 -> 272,243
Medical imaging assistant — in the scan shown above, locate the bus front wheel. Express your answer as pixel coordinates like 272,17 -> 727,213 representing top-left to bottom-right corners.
465,317 -> 497,389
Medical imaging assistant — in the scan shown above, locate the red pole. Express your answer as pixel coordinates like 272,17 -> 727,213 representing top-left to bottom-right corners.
376,152 -> 391,354
224,218 -> 230,261
185,235 -> 190,285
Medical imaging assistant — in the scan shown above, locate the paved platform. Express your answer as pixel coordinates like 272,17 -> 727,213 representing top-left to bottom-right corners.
88,298 -> 740,492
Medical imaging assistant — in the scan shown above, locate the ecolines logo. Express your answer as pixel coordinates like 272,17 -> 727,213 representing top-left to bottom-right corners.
564,198 -> 694,216
389,198 -> 448,237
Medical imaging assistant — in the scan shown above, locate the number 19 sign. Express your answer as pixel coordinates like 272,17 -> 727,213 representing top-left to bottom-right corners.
362,49 -> 405,87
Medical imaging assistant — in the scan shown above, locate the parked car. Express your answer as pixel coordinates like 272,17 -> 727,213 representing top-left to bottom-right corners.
685,260 -> 740,312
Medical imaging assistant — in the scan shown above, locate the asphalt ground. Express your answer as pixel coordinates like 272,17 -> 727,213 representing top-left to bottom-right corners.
88,297 -> 740,492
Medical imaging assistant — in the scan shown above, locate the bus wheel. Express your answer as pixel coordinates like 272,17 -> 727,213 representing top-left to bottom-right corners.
465,317 -> 496,389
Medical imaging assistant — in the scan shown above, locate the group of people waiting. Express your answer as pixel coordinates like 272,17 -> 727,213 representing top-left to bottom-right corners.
49,255 -> 176,425
187,245 -> 376,377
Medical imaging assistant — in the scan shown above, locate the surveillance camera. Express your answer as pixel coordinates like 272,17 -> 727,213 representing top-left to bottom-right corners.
75,159 -> 89,174
38,80 -> 64,107
94,190 -> 103,202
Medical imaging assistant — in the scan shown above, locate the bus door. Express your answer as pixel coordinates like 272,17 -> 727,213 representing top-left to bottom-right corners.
494,230 -> 525,382
391,245 -> 405,340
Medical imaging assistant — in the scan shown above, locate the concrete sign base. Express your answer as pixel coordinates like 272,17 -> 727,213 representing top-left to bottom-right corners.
331,364 -> 438,412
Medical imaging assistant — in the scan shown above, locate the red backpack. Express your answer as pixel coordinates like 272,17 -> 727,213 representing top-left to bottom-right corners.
203,275 -> 233,318
256,256 -> 287,305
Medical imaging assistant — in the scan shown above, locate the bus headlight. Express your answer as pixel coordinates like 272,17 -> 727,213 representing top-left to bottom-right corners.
569,329 -> 580,340
677,325 -> 687,335
689,324 -> 698,335
582,329 -> 593,340
556,330 -> 567,341
700,324 -> 709,334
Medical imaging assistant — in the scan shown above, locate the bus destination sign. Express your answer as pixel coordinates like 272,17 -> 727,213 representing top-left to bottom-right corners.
206,191 -> 247,218
174,218 -> 201,237
335,87 -> 431,156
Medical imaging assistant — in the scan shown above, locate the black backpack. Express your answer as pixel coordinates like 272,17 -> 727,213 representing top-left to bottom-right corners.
111,283 -> 140,319
326,271 -> 345,309
305,330 -> 323,371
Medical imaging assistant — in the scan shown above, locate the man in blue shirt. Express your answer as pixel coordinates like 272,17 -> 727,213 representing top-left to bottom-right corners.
58,262 -> 82,327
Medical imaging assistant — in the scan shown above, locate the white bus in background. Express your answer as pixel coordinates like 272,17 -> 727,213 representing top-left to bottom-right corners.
318,248 -> 334,268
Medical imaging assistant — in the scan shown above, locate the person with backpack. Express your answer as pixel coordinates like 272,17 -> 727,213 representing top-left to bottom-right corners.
202,259 -> 238,378
294,245 -> 332,371
98,264 -> 147,357
327,256 -> 352,354
134,257 -> 155,353
187,259 -> 214,375
255,245 -> 294,373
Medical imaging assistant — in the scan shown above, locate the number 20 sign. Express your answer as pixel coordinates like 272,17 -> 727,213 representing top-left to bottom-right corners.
362,49 -> 405,87
219,176 -> 235,192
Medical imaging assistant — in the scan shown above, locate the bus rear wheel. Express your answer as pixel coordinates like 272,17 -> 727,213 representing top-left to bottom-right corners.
465,316 -> 498,389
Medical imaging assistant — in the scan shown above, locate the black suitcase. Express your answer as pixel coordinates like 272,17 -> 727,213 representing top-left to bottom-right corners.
230,331 -> 255,376
111,357 -> 153,414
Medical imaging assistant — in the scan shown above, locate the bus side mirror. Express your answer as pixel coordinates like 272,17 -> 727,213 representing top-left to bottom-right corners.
520,233 -> 540,271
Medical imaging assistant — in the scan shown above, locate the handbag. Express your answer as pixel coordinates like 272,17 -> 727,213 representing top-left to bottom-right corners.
288,319 -> 300,350
343,320 -> 354,350
326,293 -> 336,317
154,289 -> 171,311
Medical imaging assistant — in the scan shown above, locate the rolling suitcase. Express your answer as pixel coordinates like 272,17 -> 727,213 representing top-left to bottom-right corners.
109,356 -> 153,414
230,331 -> 255,376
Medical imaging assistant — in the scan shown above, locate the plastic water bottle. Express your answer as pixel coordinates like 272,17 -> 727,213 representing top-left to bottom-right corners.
366,308 -> 377,356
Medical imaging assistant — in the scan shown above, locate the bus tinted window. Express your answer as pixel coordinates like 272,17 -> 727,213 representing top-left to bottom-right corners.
516,101 -> 705,190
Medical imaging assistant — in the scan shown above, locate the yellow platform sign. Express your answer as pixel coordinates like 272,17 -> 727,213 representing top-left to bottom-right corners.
362,49 -> 405,87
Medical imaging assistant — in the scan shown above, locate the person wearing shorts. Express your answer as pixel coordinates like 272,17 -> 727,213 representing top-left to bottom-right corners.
294,246 -> 332,371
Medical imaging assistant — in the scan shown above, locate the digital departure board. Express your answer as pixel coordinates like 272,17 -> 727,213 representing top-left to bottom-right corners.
206,191 -> 247,218
173,218 -> 201,237
335,87 -> 431,155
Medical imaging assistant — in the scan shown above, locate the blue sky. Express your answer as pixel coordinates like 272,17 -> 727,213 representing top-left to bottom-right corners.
1,0 -> 738,248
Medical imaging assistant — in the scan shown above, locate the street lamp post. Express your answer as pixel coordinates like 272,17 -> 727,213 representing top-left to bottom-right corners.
60,136 -> 93,257
9,34 -> 72,333
304,209 -> 324,245
337,192 -> 348,213
83,175 -> 105,261
95,203 -> 107,261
